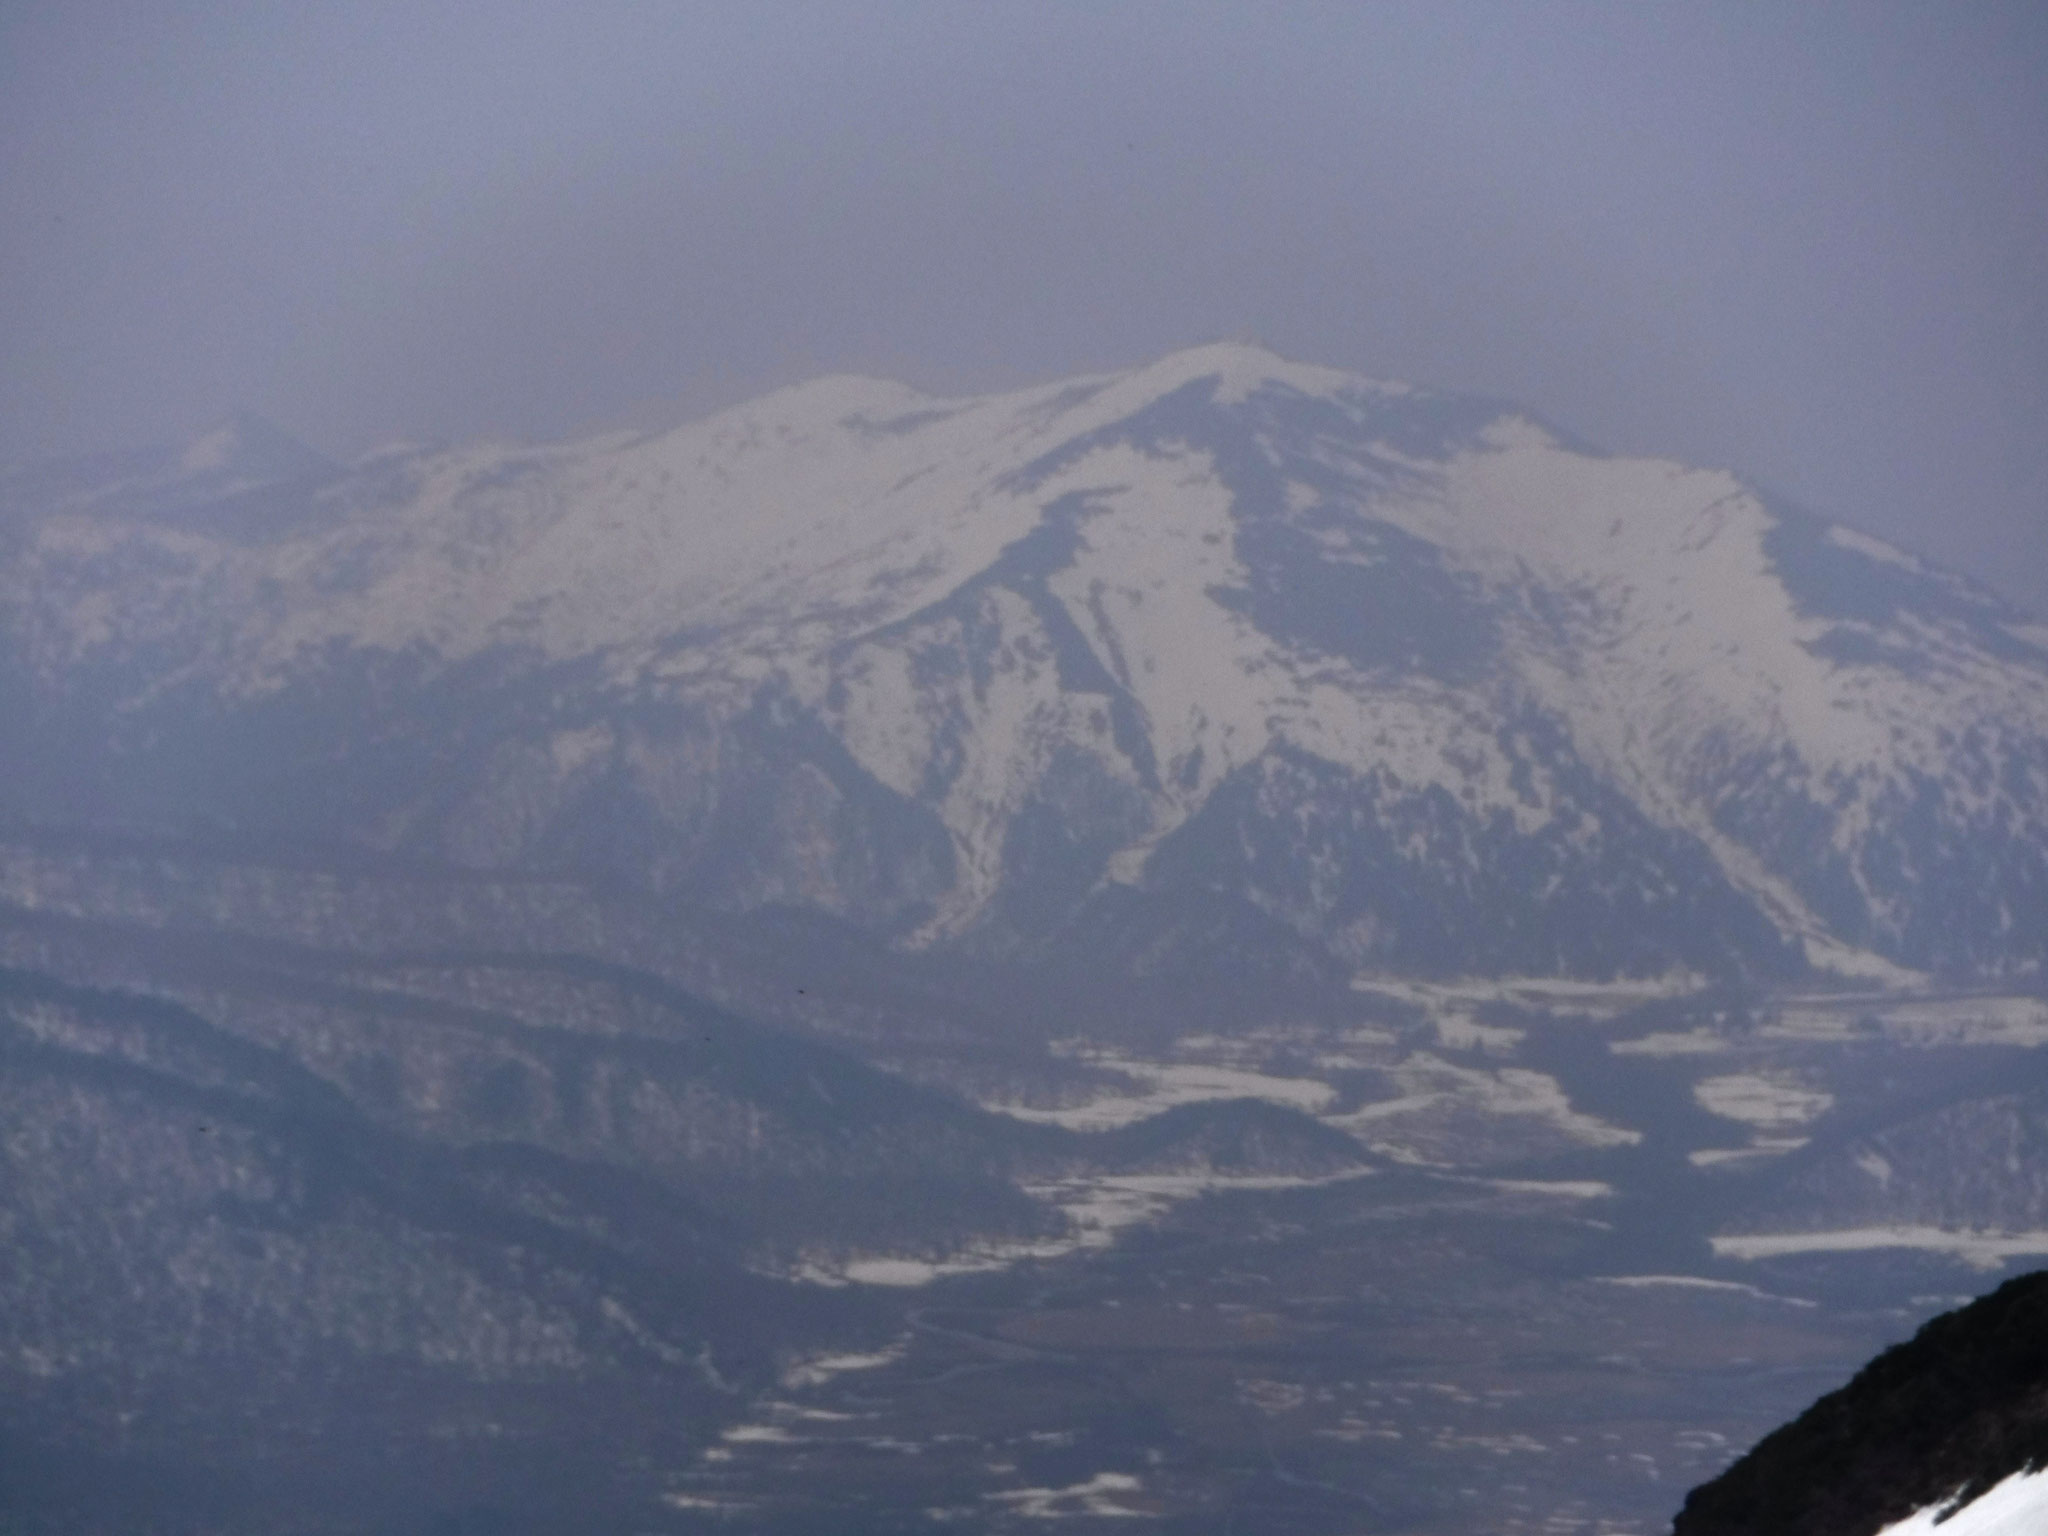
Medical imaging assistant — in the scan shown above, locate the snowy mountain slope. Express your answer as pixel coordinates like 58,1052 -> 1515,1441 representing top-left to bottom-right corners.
1876,1471 -> 2048,1536
1674,1268 -> 2048,1536
4,345 -> 2044,980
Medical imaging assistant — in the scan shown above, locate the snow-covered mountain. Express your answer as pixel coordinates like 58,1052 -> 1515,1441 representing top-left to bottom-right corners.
5,344 -> 2045,982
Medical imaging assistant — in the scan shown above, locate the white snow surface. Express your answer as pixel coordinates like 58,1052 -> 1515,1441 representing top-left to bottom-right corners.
777,1343 -> 906,1388
1876,1467 -> 2048,1536
983,1053 -> 1335,1130
1693,1073 -> 1834,1131
1769,994 -> 2048,1048
985,1471 -> 1156,1519
1712,1227 -> 2048,1270
1331,1053 -> 1642,1153
799,1167 -> 1378,1289
12,342 -> 2048,960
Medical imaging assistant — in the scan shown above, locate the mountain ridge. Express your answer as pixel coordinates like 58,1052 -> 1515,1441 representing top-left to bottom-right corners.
5,344 -> 2044,984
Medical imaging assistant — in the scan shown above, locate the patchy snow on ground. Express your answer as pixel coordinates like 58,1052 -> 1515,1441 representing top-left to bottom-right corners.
1431,1012 -> 1527,1053
1333,1054 -> 1641,1155
1713,1227 -> 2048,1271
1593,1275 -> 1816,1307
1352,973 -> 1704,1054
1352,973 -> 1704,1021
720,1423 -> 801,1445
1693,1073 -> 1833,1130
984,1471 -> 1156,1519
982,1051 -> 1335,1131
824,1235 -> 1097,1288
1689,1138 -> 1809,1168
1767,994 -> 2048,1047
1481,1178 -> 1616,1200
799,1169 -> 1379,1289
778,1342 -> 907,1388
1610,1028 -> 1730,1056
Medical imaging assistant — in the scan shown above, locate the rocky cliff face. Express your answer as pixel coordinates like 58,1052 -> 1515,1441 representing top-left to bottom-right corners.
7,344 -> 2045,985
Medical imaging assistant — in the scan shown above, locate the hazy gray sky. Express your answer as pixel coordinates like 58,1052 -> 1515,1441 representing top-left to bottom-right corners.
4,1 -> 2045,612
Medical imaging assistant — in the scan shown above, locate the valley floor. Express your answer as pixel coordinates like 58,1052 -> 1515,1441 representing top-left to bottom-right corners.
4,842 -> 2045,1533
667,1169 -> 1999,1534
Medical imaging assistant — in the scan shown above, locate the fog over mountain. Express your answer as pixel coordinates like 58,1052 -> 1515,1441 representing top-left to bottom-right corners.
6,7 -> 2047,1532
8,346 -> 2045,984
5,4 -> 2047,614
4,349 -> 2048,1534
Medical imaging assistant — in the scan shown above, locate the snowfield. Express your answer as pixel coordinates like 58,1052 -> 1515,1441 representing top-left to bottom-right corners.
1876,1467 -> 2048,1536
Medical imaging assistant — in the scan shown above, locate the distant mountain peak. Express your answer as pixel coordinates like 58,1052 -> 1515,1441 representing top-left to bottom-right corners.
4,350 -> 2044,984
173,409 -> 333,485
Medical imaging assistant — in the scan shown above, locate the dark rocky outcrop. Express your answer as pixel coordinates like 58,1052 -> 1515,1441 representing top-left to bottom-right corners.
1674,1270 -> 2048,1536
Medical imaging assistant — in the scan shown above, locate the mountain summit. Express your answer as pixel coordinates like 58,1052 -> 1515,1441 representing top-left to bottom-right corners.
4,346 -> 2044,982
